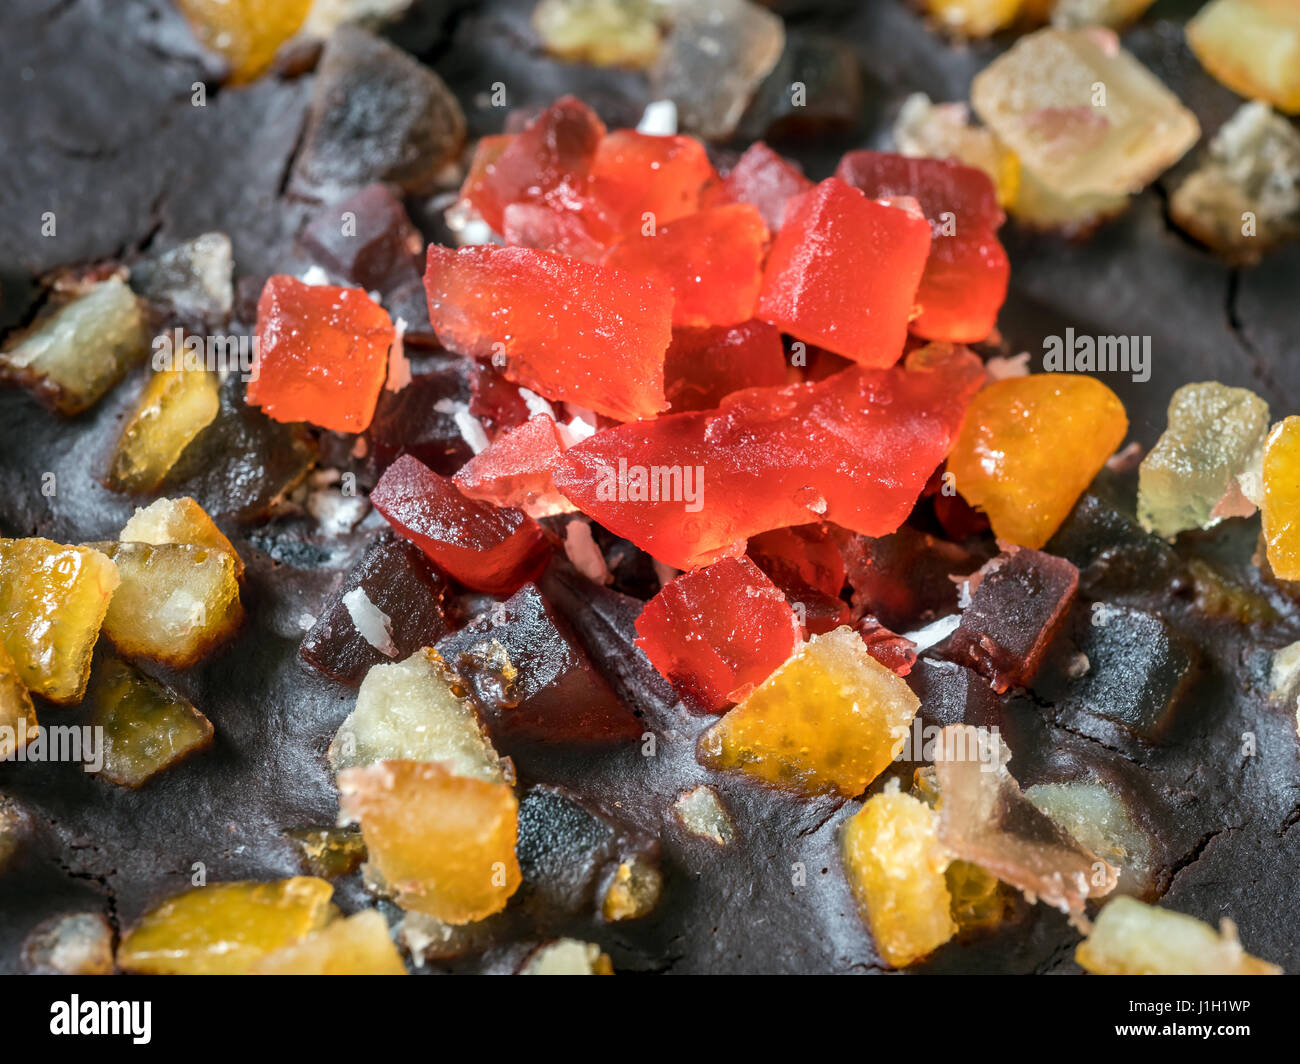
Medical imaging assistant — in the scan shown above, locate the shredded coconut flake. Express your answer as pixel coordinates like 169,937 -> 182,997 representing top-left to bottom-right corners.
434,398 -> 490,454
637,99 -> 678,136
342,587 -> 397,657
564,519 -> 610,585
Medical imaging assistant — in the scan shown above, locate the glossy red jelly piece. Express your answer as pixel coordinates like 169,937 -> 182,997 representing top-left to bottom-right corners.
590,130 -> 718,234
710,142 -> 812,232
601,205 -> 769,328
664,320 -> 787,413
247,275 -> 395,433
756,178 -> 931,367
552,344 -> 985,570
424,245 -> 672,422
634,556 -> 802,712
452,413 -> 573,518
369,454 -> 550,595
835,151 -> 1004,231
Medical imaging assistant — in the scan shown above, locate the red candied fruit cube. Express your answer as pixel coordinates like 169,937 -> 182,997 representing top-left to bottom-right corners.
834,151 -> 1008,344
553,343 -> 985,570
756,178 -> 931,368
709,142 -> 812,232
248,275 -> 395,433
370,454 -> 550,595
635,556 -> 803,712
452,413 -> 575,519
457,97 -> 606,234
665,320 -> 787,413
601,204 -> 770,328
424,244 -> 672,422
590,130 -> 719,234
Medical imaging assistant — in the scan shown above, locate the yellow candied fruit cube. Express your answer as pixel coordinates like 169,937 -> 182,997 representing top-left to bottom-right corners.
1077,896 -> 1281,975
338,760 -> 522,925
1262,416 -> 1300,580
947,374 -> 1128,549
0,539 -> 119,704
1187,0 -> 1300,115
108,368 -> 220,494
520,939 -> 614,975
175,0 -> 312,84
841,788 -> 956,968
89,657 -> 214,788
945,860 -> 1012,932
93,541 -> 242,667
601,855 -> 662,922
0,644 -> 38,759
116,877 -> 336,974
697,626 -> 919,798
533,0 -> 666,69
924,0 -> 1023,37
252,909 -> 407,975
120,496 -> 243,578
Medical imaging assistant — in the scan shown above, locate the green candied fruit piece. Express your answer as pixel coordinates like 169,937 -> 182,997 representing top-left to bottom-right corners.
1137,382 -> 1270,538
89,657 -> 214,787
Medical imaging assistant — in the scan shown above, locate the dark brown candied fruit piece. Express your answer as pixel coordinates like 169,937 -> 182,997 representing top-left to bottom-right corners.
948,549 -> 1079,693
663,321 -> 788,413
906,658 -> 1001,732
367,356 -> 476,476
369,454 -> 551,595
468,361 -> 532,439
738,31 -> 863,141
844,526 -> 982,633
1036,606 -> 1197,745
436,583 -> 640,746
290,27 -> 466,201
300,532 -> 451,686
854,616 -> 918,676
747,523 -> 848,620
162,374 -> 317,523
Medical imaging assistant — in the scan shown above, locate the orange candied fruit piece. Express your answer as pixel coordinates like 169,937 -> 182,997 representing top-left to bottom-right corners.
947,374 -> 1129,549
338,759 -> 522,925
120,496 -> 244,578
697,626 -> 920,798
842,787 -> 956,968
116,877 -> 336,975
247,275 -> 396,434
251,909 -> 407,975
175,0 -> 311,84
1262,416 -> 1300,580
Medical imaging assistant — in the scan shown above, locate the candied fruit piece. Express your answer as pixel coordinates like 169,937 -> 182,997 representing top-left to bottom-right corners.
286,826 -> 367,880
120,496 -> 243,578
698,626 -> 919,798
922,0 -> 1021,37
107,366 -> 221,494
301,533 -> 450,686
1025,781 -> 1152,895
515,785 -> 631,916
844,525 -> 980,633
453,414 -> 575,519
650,0 -> 784,141
21,912 -> 115,975
0,277 -> 149,416
556,345 -> 985,570
1187,0 -> 1300,115
756,178 -> 931,367
298,184 -> 423,296
368,358 -> 476,475
602,205 -> 769,328
460,97 -> 605,234
520,939 -> 614,975
328,648 -> 505,782
117,877 -> 335,975
291,27 -> 465,200
1262,416 -> 1300,580
842,785 -> 956,968
0,645 -> 37,760
437,583 -> 640,745
945,859 -> 1013,932
338,759 -> 522,924
0,540 -> 119,704
933,725 -> 1117,928
948,548 -> 1079,693
252,909 -> 406,975
1076,896 -> 1281,975
1051,0 -> 1156,28
635,557 -> 802,712
1007,164 -> 1131,236
673,785 -> 736,845
893,94 -> 1020,209
711,142 -> 813,233
370,454 -> 550,595
591,130 -> 719,234
1137,382 -> 1270,538
907,658 -> 1000,731
175,0 -> 310,83
854,617 -> 918,676
247,275 -> 395,434
131,232 -> 233,325
663,320 -> 787,413
1171,101 -> 1300,263
601,854 -> 662,921
836,149 -> 1004,232
89,657 -> 214,788
970,28 -> 1199,199
947,374 -> 1129,549
93,541 -> 242,668
749,523 -> 851,635
424,245 -> 672,422
533,0 -> 666,69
